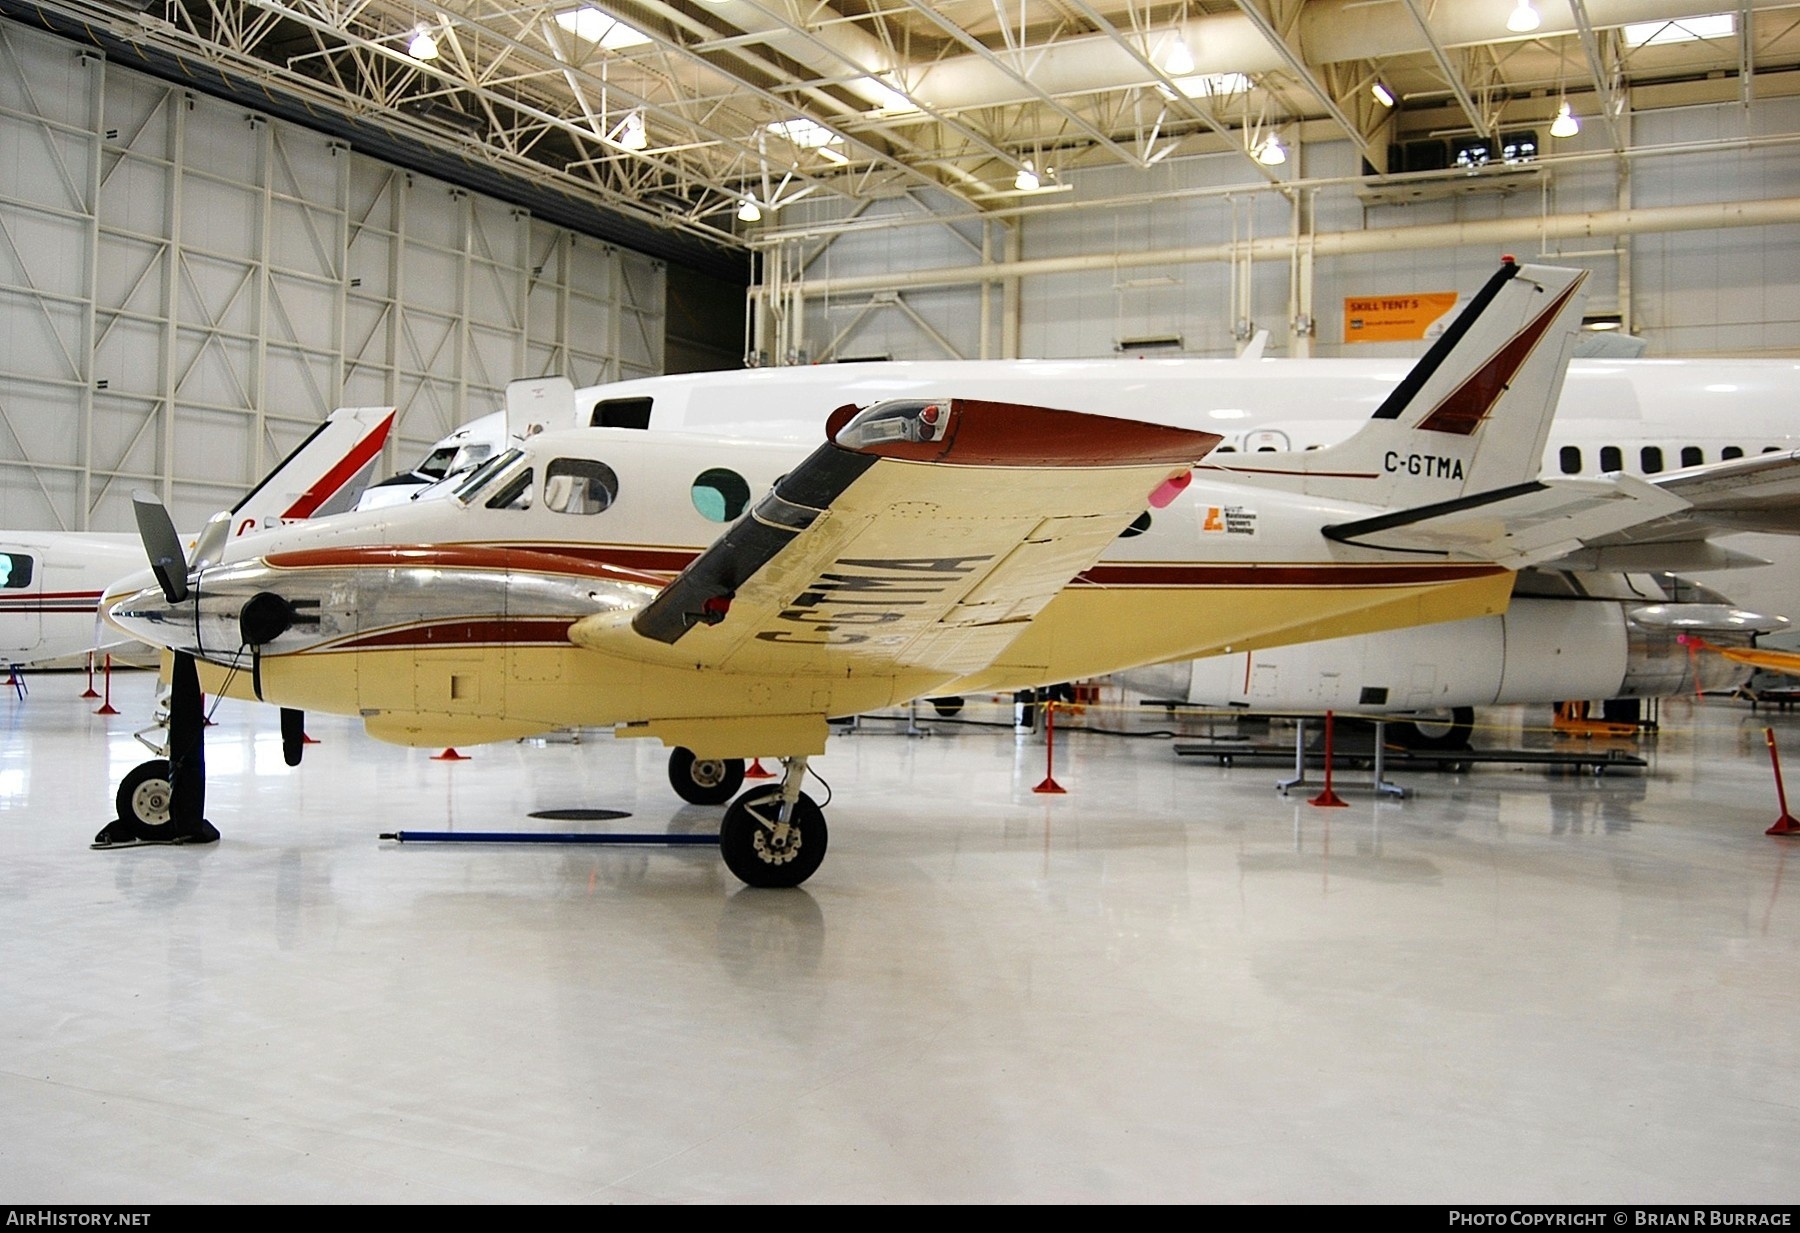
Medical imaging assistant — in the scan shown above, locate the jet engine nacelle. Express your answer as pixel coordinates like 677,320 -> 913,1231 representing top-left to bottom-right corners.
1119,597 -> 1767,714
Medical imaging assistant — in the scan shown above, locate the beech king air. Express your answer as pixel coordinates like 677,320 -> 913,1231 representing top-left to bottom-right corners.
0,407 -> 395,671
98,262 -> 1694,885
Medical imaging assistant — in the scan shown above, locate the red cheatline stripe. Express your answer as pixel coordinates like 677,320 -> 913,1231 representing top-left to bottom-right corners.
278,412 -> 397,520
263,544 -> 674,588
330,618 -> 579,651
1416,278 -> 1583,436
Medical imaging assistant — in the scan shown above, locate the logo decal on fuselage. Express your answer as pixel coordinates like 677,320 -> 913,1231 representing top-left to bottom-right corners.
755,555 -> 993,646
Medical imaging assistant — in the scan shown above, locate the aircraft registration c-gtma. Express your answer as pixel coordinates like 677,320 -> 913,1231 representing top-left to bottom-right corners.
98,260 -> 1684,887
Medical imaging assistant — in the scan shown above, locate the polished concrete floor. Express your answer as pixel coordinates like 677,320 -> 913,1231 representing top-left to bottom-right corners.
1,670 -> 1797,1204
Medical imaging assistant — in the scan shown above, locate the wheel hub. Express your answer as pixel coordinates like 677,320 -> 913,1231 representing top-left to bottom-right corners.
752,821 -> 800,866
691,759 -> 728,789
131,781 -> 172,827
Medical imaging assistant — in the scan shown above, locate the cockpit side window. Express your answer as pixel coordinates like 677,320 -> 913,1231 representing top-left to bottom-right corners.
453,448 -> 523,504
485,467 -> 534,511
416,446 -> 460,480
544,458 -> 619,515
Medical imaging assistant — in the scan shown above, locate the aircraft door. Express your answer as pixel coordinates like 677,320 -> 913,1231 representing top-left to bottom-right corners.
0,551 -> 42,657
1244,429 -> 1291,453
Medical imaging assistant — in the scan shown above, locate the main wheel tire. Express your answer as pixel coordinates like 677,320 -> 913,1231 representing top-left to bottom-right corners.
1388,707 -> 1475,752
116,759 -> 173,828
719,785 -> 827,889
668,747 -> 745,806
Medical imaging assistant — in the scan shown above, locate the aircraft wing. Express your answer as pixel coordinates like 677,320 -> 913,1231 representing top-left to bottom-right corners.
569,398 -> 1218,677
1322,475 -> 1689,569
1541,449 -> 1800,572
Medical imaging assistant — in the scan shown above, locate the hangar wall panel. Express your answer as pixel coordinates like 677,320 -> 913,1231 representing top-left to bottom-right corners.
0,17 -> 665,534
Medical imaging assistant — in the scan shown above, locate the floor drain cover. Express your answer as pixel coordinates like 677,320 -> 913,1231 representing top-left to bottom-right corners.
529,808 -> 633,822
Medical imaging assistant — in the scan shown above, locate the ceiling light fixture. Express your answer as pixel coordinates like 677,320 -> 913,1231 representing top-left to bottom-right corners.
619,109 -> 648,150
409,23 -> 439,60
1506,0 -> 1541,34
1014,160 -> 1040,191
1371,80 -> 1395,108
1164,37 -> 1195,77
1255,134 -> 1286,166
737,196 -> 762,222
1549,100 -> 1580,138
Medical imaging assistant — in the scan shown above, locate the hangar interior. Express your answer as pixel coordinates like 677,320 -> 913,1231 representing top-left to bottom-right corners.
0,0 -> 1798,1205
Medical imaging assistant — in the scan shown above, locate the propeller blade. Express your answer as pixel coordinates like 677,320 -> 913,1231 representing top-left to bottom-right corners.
131,490 -> 189,604
189,509 -> 233,573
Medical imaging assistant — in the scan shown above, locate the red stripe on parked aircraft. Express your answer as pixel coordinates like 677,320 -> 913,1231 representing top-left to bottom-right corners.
278,412 -> 397,519
1416,278 -> 1584,436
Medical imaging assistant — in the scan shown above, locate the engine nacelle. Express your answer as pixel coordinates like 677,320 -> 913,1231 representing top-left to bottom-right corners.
1117,597 -> 1768,712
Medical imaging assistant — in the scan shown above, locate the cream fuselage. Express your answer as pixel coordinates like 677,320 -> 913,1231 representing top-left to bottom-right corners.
105,427 -> 1510,756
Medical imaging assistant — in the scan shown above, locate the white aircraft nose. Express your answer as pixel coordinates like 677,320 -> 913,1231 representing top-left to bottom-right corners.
103,571 -> 192,652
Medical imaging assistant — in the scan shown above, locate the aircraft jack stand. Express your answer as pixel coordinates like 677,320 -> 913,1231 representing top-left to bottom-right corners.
1276,717 -> 1407,800
6,664 -> 25,700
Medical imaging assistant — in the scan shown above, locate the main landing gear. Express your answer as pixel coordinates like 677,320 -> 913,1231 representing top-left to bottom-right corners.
718,756 -> 827,889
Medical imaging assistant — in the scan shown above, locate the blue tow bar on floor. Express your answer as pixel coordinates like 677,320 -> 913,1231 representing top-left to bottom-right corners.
380,831 -> 717,846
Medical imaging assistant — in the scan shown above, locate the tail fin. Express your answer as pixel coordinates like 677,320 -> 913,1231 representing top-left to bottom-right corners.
1204,260 -> 1588,506
228,407 -> 396,538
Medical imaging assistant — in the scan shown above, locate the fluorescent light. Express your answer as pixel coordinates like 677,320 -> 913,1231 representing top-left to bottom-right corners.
1163,37 -> 1195,77
555,8 -> 652,51
1014,160 -> 1040,191
856,78 -> 917,114
1622,13 -> 1735,48
409,24 -> 439,60
765,118 -> 840,149
1549,100 -> 1580,138
1371,80 -> 1395,108
1506,0 -> 1540,34
737,196 -> 761,222
1255,135 -> 1286,166
818,145 -> 850,166
1162,72 -> 1250,100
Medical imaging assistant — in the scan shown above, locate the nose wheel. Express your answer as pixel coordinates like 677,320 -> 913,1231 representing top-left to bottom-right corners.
718,757 -> 827,888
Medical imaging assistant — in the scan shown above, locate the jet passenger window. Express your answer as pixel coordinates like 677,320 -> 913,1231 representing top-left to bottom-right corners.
1600,446 -> 1622,472
1641,446 -> 1664,474
0,553 -> 33,588
545,459 -> 619,515
1681,447 -> 1703,467
591,397 -> 653,430
691,468 -> 751,522
1559,445 -> 1582,474
1722,446 -> 1744,460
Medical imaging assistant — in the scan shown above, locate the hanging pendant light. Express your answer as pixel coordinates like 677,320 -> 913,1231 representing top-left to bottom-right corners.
1255,134 -> 1286,166
1507,0 -> 1541,34
1549,100 -> 1580,138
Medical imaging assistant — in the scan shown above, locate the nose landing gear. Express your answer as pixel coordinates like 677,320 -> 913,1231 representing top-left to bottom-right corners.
718,756 -> 827,888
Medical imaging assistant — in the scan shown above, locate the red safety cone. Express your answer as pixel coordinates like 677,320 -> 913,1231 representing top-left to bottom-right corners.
1764,727 -> 1800,836
432,748 -> 470,762
744,757 -> 774,779
1309,710 -> 1349,808
303,733 -> 321,745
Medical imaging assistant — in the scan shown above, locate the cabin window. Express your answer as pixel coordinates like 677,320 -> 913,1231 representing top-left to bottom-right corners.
1119,512 -> 1152,539
591,397 -> 653,430
1559,445 -> 1582,474
1214,445 -> 1237,453
1722,446 -> 1744,460
1600,445 -> 1622,472
544,459 -> 619,515
1765,446 -> 1783,454
692,468 -> 751,522
0,553 -> 33,589
1641,446 -> 1664,474
485,467 -> 534,510
1680,446 -> 1703,467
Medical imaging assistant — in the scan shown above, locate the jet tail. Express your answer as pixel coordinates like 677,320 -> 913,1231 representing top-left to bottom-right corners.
228,407 -> 396,538
1204,260 -> 1589,508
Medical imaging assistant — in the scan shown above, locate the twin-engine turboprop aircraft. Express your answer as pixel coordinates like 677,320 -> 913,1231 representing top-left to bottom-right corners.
97,261 -> 1690,886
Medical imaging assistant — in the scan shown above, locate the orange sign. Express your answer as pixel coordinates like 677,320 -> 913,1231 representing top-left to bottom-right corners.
1342,292 -> 1460,343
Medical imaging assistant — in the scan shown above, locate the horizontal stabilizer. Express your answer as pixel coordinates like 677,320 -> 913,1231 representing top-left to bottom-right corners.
1323,475 -> 1689,569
